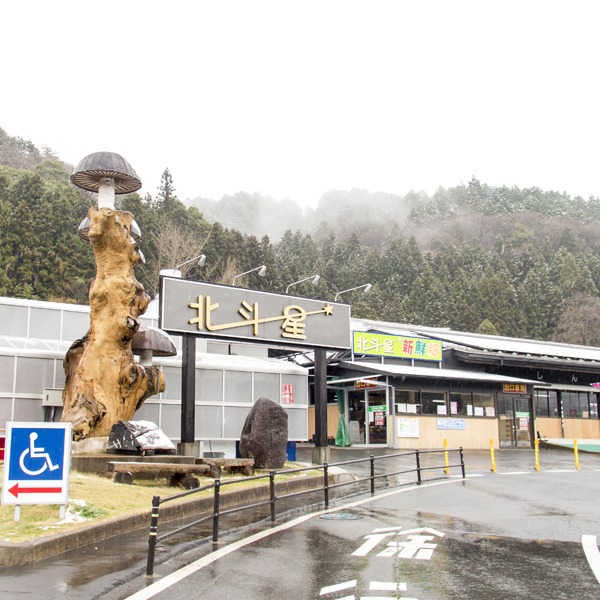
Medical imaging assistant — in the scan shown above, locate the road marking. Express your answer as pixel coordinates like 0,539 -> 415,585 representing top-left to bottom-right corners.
498,471 -> 530,475
125,478 -> 465,600
372,526 -> 403,533
370,581 -> 407,591
545,469 -> 578,473
352,533 -> 394,556
320,580 -> 357,595
582,535 -> 600,584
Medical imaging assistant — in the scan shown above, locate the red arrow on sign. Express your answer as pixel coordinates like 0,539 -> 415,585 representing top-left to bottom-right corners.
9,483 -> 62,498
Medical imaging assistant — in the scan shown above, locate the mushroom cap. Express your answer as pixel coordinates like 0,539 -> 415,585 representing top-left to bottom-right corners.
131,327 -> 177,357
71,151 -> 142,194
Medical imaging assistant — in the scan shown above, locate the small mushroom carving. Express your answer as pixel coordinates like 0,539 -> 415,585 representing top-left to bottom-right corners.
131,327 -> 177,367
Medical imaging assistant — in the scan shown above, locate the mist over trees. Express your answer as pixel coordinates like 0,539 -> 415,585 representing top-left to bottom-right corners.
3,126 -> 600,345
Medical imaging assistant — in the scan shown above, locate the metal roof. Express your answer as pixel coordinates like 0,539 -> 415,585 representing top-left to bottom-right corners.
339,361 -> 540,385
351,318 -> 600,362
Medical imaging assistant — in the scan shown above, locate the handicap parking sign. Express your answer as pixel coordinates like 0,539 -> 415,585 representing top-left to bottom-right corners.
1,422 -> 72,506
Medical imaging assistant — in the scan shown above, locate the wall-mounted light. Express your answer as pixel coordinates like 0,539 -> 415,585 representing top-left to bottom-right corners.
334,283 -> 372,302
160,254 -> 207,278
285,274 -> 321,294
232,265 -> 267,286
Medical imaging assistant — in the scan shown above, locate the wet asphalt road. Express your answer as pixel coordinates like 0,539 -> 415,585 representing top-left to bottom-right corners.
1,446 -> 599,600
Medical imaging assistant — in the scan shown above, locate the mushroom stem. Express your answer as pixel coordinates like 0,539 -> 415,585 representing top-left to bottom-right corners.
139,348 -> 153,367
98,177 -> 116,210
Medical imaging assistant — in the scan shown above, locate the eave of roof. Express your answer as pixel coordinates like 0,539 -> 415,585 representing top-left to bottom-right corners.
339,360 -> 541,385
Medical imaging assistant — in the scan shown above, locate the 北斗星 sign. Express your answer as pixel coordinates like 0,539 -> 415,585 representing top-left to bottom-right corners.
1,422 -> 72,506
160,278 -> 351,350
353,331 -> 442,361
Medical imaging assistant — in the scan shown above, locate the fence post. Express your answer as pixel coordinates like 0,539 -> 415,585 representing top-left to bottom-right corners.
269,471 -> 276,522
444,438 -> 449,475
490,439 -> 496,473
459,447 -> 465,479
415,450 -> 422,485
574,439 -> 580,471
370,455 -> 375,494
324,463 -> 329,508
212,480 -> 220,542
535,438 -> 540,472
146,495 -> 160,577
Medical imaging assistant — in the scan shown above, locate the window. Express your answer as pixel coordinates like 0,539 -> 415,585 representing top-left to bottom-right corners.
473,394 -> 495,417
535,390 -> 549,417
591,394 -> 599,419
562,391 -> 582,418
395,389 -> 420,414
548,391 -> 559,417
450,393 -> 472,416
421,391 -> 446,415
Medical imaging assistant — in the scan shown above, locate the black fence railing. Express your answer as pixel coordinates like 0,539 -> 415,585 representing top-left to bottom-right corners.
146,447 -> 465,575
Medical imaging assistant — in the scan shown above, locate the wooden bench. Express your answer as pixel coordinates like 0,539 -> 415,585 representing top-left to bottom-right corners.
106,461 -> 222,489
197,458 -> 255,476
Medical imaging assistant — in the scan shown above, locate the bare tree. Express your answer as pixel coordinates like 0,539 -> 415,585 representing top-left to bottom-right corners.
214,256 -> 240,286
145,217 -> 213,295
553,293 -> 600,346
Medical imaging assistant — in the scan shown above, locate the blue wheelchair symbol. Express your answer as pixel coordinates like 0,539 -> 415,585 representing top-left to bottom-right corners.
8,428 -> 65,481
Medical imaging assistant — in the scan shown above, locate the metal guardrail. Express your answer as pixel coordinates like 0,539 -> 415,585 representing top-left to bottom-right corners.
146,447 -> 465,576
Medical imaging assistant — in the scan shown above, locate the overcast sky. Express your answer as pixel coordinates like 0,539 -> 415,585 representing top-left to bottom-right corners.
2,1 -> 599,207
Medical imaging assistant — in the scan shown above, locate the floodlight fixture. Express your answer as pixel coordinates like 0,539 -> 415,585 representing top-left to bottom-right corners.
285,274 -> 321,294
232,265 -> 267,286
334,283 -> 372,302
159,254 -> 207,279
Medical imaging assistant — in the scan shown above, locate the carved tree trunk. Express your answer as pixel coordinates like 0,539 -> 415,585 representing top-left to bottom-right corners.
61,207 -> 165,440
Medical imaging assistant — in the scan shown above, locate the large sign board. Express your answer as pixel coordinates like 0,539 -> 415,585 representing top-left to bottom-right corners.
1,422 -> 72,506
160,278 -> 351,350
353,331 -> 442,362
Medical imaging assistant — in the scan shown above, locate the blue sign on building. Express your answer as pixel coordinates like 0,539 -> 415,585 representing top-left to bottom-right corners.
437,418 -> 467,430
1,422 -> 72,507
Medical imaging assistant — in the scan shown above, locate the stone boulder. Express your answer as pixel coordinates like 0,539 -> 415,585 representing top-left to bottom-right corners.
240,397 -> 288,469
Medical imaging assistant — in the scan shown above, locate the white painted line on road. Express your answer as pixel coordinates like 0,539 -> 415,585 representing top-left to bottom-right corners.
498,471 -> 530,475
372,526 -> 403,533
545,469 -> 578,473
125,478 -> 465,600
352,533 -> 394,556
370,581 -> 407,591
582,535 -> 600,584
320,580 -> 357,595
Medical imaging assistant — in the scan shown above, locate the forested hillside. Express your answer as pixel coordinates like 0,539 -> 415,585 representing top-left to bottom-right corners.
3,126 -> 600,346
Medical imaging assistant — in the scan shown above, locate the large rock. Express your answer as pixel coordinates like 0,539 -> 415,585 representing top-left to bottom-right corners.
240,397 -> 288,469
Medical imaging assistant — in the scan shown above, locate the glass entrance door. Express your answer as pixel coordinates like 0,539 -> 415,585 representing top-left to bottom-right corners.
498,396 -> 533,448
367,390 -> 387,444
348,388 -> 387,444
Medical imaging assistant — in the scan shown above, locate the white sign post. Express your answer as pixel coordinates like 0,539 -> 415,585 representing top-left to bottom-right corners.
1,422 -> 72,521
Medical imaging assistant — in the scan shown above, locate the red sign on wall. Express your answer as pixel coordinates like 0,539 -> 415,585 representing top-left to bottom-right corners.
503,384 -> 527,394
282,384 -> 294,404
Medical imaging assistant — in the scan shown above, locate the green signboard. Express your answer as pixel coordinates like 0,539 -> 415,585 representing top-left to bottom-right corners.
353,331 -> 442,362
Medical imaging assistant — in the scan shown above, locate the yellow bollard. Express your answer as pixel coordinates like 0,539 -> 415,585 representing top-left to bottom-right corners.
490,438 -> 496,473
574,438 -> 580,471
535,438 -> 539,472
444,438 -> 449,475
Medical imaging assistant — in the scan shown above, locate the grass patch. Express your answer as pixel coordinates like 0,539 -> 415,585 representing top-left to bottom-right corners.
0,462 -> 320,544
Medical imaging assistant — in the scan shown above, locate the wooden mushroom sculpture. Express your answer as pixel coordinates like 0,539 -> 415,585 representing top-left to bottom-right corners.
62,152 -> 165,440
132,327 -> 177,366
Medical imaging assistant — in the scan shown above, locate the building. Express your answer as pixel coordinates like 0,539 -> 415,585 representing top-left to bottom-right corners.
309,319 -> 600,449
0,296 -> 309,457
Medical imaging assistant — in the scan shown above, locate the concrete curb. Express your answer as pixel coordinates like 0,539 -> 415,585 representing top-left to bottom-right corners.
0,470 -> 355,569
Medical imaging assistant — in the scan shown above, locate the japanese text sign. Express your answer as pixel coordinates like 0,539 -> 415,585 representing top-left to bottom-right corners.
160,278 -> 351,350
282,384 -> 294,404
353,331 -> 442,361
503,384 -> 527,394
1,422 -> 72,506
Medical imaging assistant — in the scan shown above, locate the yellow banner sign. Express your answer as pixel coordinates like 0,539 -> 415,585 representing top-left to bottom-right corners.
353,331 -> 442,362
